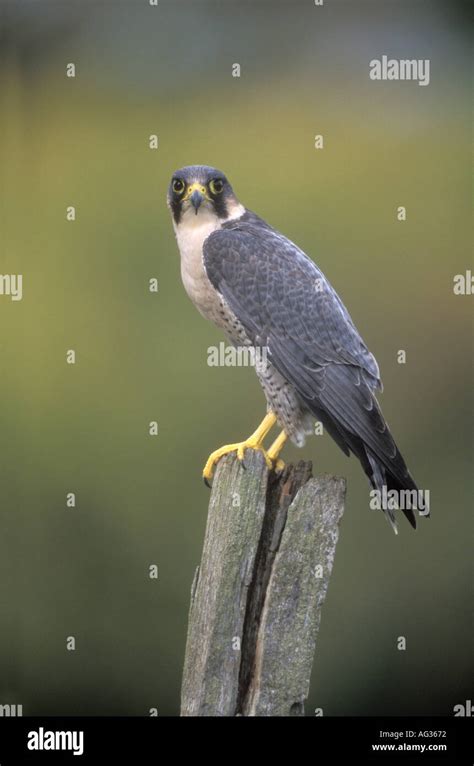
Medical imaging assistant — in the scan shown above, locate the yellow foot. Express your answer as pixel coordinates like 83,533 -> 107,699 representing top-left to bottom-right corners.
202,437 -> 274,485
267,430 -> 288,473
273,457 -> 286,473
203,412 -> 278,485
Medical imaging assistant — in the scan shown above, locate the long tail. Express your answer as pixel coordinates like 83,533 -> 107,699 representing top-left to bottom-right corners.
307,401 -> 422,532
365,446 -> 419,532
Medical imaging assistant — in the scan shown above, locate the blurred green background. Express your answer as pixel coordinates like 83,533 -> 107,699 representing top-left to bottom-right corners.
0,0 -> 471,716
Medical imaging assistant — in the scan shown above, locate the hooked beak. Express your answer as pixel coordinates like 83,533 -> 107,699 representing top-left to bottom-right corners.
190,189 -> 204,214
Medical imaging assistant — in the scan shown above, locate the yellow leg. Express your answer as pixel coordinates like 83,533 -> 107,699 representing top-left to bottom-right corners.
203,412 -> 277,484
267,430 -> 288,473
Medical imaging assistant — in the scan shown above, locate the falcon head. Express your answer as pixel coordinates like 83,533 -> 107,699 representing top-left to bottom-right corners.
167,165 -> 242,225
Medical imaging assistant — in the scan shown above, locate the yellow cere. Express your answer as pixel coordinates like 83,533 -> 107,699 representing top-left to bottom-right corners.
183,182 -> 210,201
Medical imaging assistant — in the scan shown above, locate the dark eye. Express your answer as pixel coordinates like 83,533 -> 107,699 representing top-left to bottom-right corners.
172,178 -> 185,195
209,178 -> 224,195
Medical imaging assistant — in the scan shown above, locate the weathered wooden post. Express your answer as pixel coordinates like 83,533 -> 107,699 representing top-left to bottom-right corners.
181,450 -> 345,716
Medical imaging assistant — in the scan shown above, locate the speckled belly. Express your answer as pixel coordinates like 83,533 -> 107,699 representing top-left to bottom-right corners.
255,359 -> 314,446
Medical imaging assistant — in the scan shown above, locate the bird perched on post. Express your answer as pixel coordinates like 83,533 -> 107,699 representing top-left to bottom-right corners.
167,164 -> 421,531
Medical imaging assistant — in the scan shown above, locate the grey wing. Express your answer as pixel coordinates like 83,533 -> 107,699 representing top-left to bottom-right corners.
203,223 -> 416,498
203,223 -> 381,387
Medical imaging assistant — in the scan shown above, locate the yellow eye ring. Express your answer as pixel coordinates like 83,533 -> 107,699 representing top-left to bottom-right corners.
172,179 -> 185,195
209,179 -> 224,195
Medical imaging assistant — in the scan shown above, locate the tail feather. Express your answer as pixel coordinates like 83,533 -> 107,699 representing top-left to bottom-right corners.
366,449 -> 418,531
307,400 -> 421,532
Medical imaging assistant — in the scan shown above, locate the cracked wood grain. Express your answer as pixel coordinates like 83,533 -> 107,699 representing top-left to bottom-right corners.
180,451 -> 345,717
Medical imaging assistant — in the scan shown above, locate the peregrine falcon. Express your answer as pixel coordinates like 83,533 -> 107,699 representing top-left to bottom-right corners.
167,165 -> 420,531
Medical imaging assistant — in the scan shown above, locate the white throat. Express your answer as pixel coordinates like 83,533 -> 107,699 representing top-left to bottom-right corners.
173,207 -> 221,272
173,202 -> 245,319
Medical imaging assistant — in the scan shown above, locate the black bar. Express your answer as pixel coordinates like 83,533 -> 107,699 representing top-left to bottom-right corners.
0,716 -> 470,764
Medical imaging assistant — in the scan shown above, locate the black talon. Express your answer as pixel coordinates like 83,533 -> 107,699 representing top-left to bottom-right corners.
203,476 -> 212,489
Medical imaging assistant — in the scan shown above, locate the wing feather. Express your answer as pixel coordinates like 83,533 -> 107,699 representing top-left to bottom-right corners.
203,217 -> 417,525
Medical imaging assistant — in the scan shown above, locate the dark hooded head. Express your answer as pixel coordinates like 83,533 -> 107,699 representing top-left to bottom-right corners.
167,165 -> 241,225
